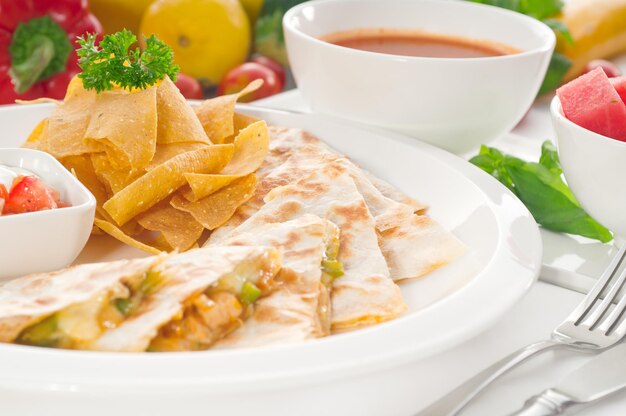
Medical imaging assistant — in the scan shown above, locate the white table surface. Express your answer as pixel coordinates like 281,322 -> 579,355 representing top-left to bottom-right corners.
252,88 -> 626,415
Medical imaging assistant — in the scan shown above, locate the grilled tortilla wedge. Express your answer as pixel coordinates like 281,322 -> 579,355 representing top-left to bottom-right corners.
211,127 -> 466,282
212,215 -> 341,348
0,257 -> 162,348
90,246 -> 281,352
214,167 -> 406,330
2,246 -> 281,352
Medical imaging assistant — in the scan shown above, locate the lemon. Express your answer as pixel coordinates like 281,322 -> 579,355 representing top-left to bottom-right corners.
90,0 -> 154,35
140,0 -> 250,85
239,0 -> 263,24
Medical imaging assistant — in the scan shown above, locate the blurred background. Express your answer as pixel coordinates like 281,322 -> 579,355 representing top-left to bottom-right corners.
1,0 -> 625,104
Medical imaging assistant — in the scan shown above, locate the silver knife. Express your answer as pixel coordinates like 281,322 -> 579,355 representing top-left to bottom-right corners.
509,343 -> 626,416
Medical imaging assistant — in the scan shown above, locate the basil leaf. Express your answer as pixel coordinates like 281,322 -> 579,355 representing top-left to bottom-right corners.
468,0 -> 520,11
505,162 -> 612,242
542,18 -> 574,45
519,0 -> 563,20
470,146 -> 515,191
539,52 -> 572,95
539,140 -> 562,175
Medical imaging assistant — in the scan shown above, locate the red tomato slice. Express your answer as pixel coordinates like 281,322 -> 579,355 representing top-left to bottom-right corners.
4,176 -> 59,215
218,62 -> 283,102
0,183 -> 7,215
174,73 -> 203,100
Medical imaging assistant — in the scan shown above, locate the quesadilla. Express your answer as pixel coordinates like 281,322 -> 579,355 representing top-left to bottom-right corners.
211,130 -> 466,281
1,246 -> 281,352
91,246 -> 281,352
213,215 -> 341,348
0,257 -> 161,348
260,126 -> 427,213
211,167 -> 406,330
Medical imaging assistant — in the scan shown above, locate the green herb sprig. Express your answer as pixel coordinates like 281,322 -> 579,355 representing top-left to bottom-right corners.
76,30 -> 179,93
470,141 -> 612,243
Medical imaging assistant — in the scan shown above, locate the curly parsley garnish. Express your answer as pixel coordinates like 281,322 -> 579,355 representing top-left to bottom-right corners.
76,30 -> 179,92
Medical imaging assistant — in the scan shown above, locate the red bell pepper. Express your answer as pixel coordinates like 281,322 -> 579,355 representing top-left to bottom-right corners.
0,0 -> 102,104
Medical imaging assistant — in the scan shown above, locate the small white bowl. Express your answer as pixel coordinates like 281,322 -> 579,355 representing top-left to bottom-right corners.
283,0 -> 555,153
551,96 -> 626,237
0,148 -> 96,281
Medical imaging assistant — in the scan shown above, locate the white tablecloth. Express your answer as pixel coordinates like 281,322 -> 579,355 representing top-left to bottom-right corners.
253,89 -> 626,415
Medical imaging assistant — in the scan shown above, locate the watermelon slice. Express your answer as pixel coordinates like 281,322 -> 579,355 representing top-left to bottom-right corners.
610,76 -> 626,104
557,67 -> 626,142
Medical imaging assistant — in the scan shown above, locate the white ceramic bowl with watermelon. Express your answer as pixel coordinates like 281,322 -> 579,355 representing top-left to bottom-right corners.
284,0 -> 556,154
552,67 -> 626,237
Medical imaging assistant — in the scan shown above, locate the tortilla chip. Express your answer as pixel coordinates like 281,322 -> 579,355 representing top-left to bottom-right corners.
148,142 -> 208,169
194,80 -> 262,144
181,173 -> 239,201
137,199 -> 204,251
62,154 -> 110,207
84,86 -> 158,170
94,218 -> 161,255
46,79 -> 103,158
91,152 -> 144,194
25,119 -> 46,144
156,76 -> 211,145
222,120 -> 269,175
222,112 -> 261,144
171,174 -> 257,230
103,144 -> 234,226
181,120 -> 269,201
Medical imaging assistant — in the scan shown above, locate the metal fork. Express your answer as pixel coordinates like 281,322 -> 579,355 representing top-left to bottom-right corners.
417,244 -> 626,416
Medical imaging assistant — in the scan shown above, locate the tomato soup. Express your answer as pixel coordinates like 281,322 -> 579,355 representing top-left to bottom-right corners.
321,28 -> 520,58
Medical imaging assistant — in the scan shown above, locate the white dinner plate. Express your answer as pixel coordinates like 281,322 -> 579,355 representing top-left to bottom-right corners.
0,104 -> 541,416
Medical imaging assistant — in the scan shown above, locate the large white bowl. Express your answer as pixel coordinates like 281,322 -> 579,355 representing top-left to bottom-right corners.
283,0 -> 555,154
0,104 -> 541,416
551,96 -> 626,237
0,148 -> 96,280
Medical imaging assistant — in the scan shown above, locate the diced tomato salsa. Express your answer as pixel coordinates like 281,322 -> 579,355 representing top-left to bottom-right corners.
0,175 -> 68,216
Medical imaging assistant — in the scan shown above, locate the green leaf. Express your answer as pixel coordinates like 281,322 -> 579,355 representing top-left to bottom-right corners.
470,145 -> 516,192
542,19 -> 574,45
505,162 -> 612,242
470,145 -> 613,242
77,30 -> 179,93
539,140 -> 562,175
466,0 -> 521,11
519,0 -> 563,19
539,52 -> 572,95
9,16 -> 72,91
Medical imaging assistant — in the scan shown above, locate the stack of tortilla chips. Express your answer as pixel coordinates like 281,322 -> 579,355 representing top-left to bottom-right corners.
23,76 -> 268,253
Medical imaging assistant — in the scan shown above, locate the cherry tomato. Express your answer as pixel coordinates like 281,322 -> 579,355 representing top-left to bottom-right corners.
174,73 -> 203,100
251,55 -> 286,86
584,60 -> 622,78
4,176 -> 58,215
218,62 -> 283,102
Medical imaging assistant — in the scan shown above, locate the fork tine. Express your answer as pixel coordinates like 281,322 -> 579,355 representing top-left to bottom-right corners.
597,266 -> 626,334
573,244 -> 626,325
587,257 -> 626,329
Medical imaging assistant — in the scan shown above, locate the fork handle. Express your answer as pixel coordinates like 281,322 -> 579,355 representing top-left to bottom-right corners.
415,340 -> 562,416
